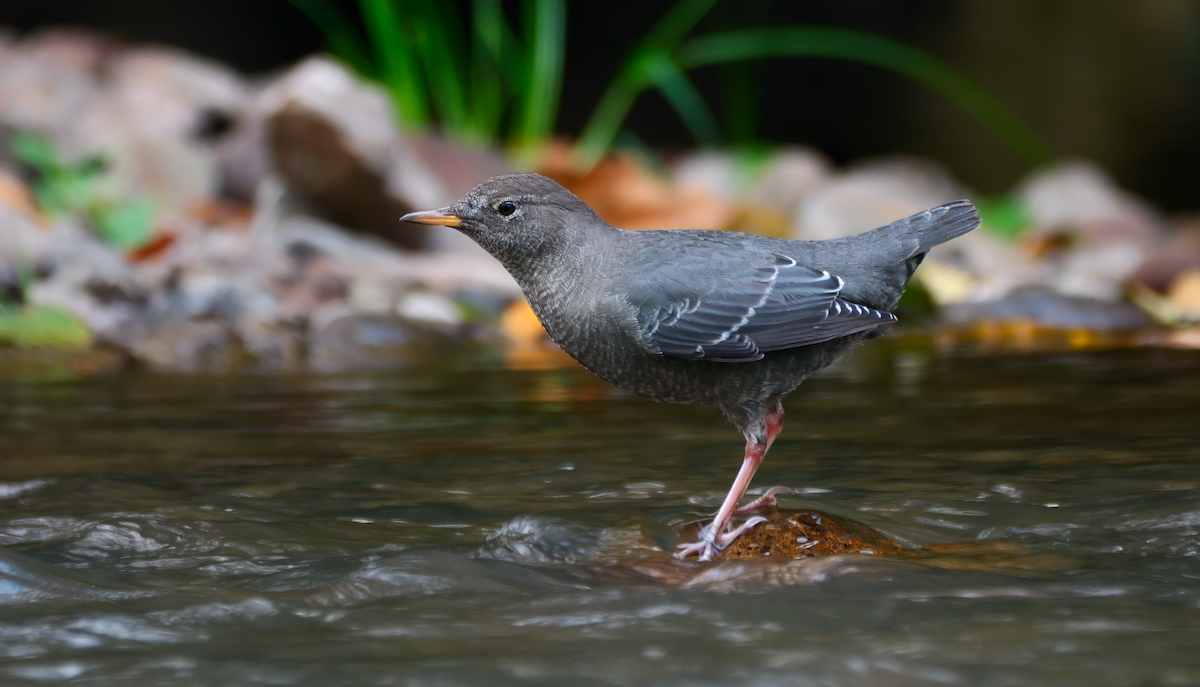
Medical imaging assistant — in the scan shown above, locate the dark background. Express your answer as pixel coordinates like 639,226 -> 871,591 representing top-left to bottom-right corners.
5,0 -> 1199,211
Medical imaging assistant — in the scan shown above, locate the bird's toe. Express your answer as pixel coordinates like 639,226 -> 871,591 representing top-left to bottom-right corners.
733,486 -> 794,514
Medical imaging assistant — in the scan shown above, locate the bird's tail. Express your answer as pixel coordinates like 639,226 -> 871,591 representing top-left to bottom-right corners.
904,199 -> 981,254
816,199 -> 981,311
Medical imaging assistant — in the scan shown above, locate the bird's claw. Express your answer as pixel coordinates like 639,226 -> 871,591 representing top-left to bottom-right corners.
675,515 -> 770,562
733,486 -> 793,514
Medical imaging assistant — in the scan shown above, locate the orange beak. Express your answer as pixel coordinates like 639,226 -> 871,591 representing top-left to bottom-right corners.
400,208 -> 463,227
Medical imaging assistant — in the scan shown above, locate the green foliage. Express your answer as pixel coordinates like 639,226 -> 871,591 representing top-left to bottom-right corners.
577,21 -> 1052,168
0,304 -> 92,350
290,0 -> 566,155
292,0 -> 1048,170
975,195 -> 1033,240
10,133 -> 155,251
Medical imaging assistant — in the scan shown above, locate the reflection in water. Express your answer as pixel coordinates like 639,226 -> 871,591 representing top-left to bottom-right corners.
1,345 -> 1199,685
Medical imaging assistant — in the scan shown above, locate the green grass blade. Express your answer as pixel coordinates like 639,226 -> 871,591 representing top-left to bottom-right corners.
287,0 -> 375,75
575,0 -> 718,166
718,64 -> 757,144
644,55 -> 722,147
513,0 -> 566,154
410,0 -> 472,140
635,0 -> 720,55
358,0 -> 430,129
470,0 -> 507,141
675,27 -> 1052,164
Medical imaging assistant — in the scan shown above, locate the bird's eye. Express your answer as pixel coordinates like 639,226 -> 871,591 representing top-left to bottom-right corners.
497,200 -> 518,217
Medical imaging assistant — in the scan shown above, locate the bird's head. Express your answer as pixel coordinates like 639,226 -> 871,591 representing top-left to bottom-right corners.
401,173 -> 607,266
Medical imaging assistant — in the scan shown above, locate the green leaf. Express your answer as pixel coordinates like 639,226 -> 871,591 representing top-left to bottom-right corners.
10,133 -> 63,173
975,195 -> 1032,240
93,199 -> 156,250
0,305 -> 93,349
575,0 -> 719,166
470,0 -> 509,142
512,0 -> 566,154
674,28 -> 1052,165
644,55 -> 722,147
359,0 -> 431,129
410,0 -> 473,140
287,0 -> 376,75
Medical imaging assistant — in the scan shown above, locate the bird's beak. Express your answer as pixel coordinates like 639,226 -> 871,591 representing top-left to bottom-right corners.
400,208 -> 463,227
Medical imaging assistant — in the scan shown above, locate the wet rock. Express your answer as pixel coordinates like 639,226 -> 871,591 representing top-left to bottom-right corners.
238,317 -> 304,369
133,319 -> 240,371
0,347 -> 125,382
941,285 -> 1153,331
791,157 -> 964,241
308,311 -> 422,371
714,510 -> 903,560
480,515 -> 604,565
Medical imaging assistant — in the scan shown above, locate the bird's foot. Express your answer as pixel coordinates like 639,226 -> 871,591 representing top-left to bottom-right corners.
733,486 -> 793,514
675,516 -> 769,562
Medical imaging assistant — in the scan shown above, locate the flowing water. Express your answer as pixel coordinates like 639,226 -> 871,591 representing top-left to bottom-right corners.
1,343 -> 1199,686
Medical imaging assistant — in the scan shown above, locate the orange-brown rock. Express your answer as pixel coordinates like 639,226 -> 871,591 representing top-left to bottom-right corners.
715,510 -> 904,560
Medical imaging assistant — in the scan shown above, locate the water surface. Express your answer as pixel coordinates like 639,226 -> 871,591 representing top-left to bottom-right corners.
2,344 -> 1199,685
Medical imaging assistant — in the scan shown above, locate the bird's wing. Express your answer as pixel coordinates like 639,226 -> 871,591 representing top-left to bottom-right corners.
627,252 -> 896,363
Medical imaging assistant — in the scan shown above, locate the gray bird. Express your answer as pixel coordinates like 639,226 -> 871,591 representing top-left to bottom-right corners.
403,173 -> 979,561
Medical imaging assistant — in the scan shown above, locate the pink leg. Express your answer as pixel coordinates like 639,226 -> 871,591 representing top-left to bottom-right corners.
677,407 -> 785,561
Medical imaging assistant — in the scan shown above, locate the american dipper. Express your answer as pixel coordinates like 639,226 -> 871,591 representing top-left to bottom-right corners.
403,173 -> 979,561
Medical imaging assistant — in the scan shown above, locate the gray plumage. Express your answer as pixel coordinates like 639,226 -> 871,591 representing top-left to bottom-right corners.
403,173 -> 979,558
407,173 -> 978,441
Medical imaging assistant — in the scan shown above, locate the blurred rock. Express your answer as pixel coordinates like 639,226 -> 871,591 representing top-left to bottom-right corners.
1167,270 -> 1200,321
262,57 -> 447,250
24,234 -> 148,346
1014,161 -> 1163,302
540,141 -> 737,230
921,231 -> 1040,304
134,319 -> 239,371
396,291 -> 462,328
746,147 -> 830,217
213,113 -> 269,202
0,179 -> 57,287
1133,218 -> 1200,293
791,157 -> 963,241
673,150 -> 739,200
0,169 -> 45,223
941,286 -> 1153,331
74,47 -> 248,209
1018,161 -> 1161,244
308,311 -> 421,371
0,29 -> 108,142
